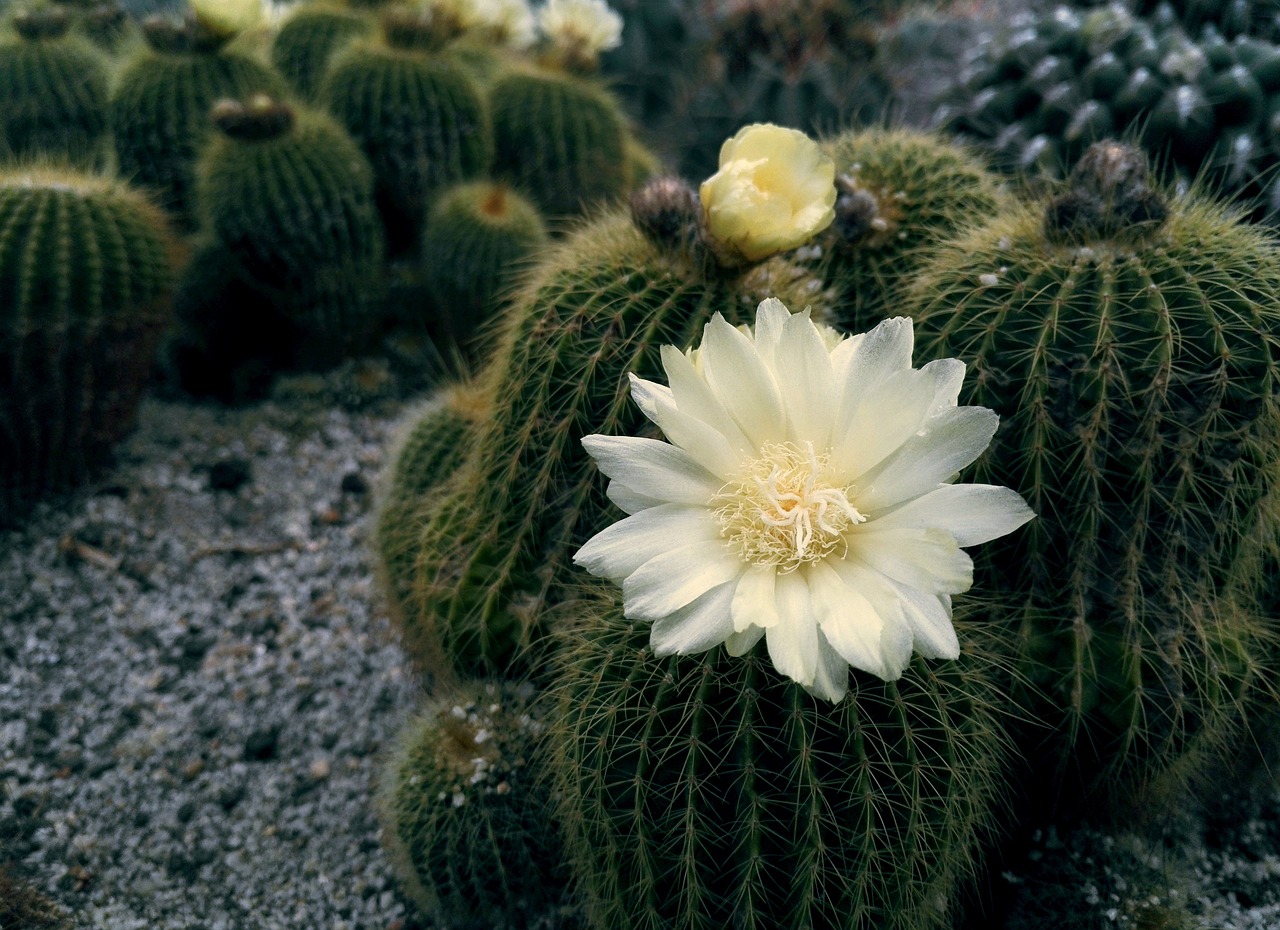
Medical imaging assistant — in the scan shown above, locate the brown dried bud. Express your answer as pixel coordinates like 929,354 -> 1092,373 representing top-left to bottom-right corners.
1045,141 -> 1169,243
630,177 -> 701,249
211,95 -> 296,142
13,7 -> 72,41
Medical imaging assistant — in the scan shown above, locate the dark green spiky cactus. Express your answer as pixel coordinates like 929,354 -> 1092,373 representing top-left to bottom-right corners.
548,584 -> 1013,930
489,64 -> 631,217
270,1 -> 374,100
420,180 -> 548,350
376,380 -> 488,625
0,167 -> 177,525
195,95 -> 385,336
815,128 -> 1009,335
378,681 -> 567,928
0,7 -> 110,165
109,16 -> 287,227
398,190 -> 826,679
319,7 -> 491,253
905,142 -> 1280,813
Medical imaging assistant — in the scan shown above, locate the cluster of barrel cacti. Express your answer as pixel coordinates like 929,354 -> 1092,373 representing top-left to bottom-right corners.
373,113 -> 1280,929
935,1 -> 1280,221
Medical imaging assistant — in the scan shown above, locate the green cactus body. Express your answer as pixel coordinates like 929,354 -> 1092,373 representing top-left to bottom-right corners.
270,2 -> 373,100
195,98 -> 385,335
109,26 -> 287,226
548,586 -> 1012,930
905,145 -> 1280,810
0,167 -> 176,525
320,31 -> 490,254
0,12 -> 109,165
379,681 -> 566,928
420,181 -> 547,350
815,128 -> 1009,335
376,381 -> 488,624
489,66 -> 630,217
400,212 -> 825,678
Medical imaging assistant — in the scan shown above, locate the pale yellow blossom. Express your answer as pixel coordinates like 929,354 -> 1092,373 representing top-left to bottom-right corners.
191,0 -> 263,36
538,0 -> 623,64
700,124 -> 837,263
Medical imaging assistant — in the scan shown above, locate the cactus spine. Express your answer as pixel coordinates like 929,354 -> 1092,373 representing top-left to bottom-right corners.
319,9 -> 491,253
378,681 -> 566,928
270,2 -> 374,100
109,16 -> 287,227
0,7 -> 110,165
905,142 -> 1280,811
0,166 -> 176,524
548,584 -> 1012,930
489,64 -> 631,216
815,128 -> 1009,335
420,180 -> 548,351
195,96 -> 385,336
397,202 -> 825,678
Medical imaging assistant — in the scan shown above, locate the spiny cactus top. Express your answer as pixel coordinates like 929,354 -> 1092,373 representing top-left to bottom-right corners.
574,297 -> 1034,701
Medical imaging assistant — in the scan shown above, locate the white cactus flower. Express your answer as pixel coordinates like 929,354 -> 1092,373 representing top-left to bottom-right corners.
538,0 -> 623,63
575,299 -> 1034,702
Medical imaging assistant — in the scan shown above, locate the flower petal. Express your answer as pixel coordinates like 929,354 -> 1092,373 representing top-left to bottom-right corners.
809,632 -> 850,703
921,357 -> 966,414
628,373 -> 742,477
830,559 -> 913,679
649,580 -> 738,656
698,315 -> 786,448
832,316 -> 914,429
583,434 -> 721,506
627,374 -> 675,425
871,484 -> 1034,546
606,482 -> 666,515
623,545 -> 743,620
724,624 -> 765,657
776,308 -> 837,449
804,560 -> 889,679
750,297 -> 791,373
848,526 -> 973,595
883,579 -> 959,659
764,571 -> 818,688
855,406 -> 1000,512
730,562 -> 780,632
661,344 -> 754,457
831,366 -> 937,483
574,503 -> 720,582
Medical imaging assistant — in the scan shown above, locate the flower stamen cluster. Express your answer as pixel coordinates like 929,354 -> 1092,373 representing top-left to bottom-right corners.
713,441 -> 864,572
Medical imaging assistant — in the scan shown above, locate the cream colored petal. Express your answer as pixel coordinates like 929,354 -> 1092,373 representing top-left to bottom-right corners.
831,317 -> 915,452
871,484 -> 1034,546
764,570 -> 818,688
627,374 -> 675,425
808,633 -> 849,703
606,481 -> 666,515
622,545 -> 743,620
582,435 -> 721,506
776,309 -> 837,449
831,367 -> 937,483
649,580 -> 738,656
724,624 -> 765,657
730,562 -> 779,632
661,344 -> 754,456
804,560 -> 889,680
882,578 -> 960,660
848,526 -> 973,595
920,358 -> 966,413
574,503 -> 720,583
698,315 -> 786,448
751,297 -> 791,374
854,406 -> 1000,512
628,374 -> 742,477
830,559 -> 913,680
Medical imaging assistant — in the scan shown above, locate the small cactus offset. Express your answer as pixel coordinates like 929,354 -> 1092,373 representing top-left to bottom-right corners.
0,166 -> 177,525
814,128 -> 1009,335
270,1 -> 375,100
420,180 -> 548,351
378,680 -> 568,929
109,15 -> 288,226
398,193 -> 827,678
905,142 -> 1280,812
195,95 -> 385,337
489,64 -> 632,217
0,6 -> 110,165
319,6 -> 491,253
548,584 -> 1014,930
376,380 -> 489,623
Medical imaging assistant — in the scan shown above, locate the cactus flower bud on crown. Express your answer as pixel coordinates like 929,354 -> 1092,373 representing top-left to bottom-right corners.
427,0 -> 536,47
538,0 -> 622,63
575,298 -> 1034,702
190,0 -> 263,36
700,123 -> 837,263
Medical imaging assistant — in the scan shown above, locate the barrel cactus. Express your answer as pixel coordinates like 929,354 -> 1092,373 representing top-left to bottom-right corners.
270,1 -> 375,100
195,95 -> 385,337
0,6 -> 110,165
109,14 -> 287,227
905,141 -> 1280,812
0,166 -> 177,524
378,680 -> 566,928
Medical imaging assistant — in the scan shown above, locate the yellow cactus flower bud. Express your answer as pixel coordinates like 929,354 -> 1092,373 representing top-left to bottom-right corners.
190,0 -> 263,37
699,123 -> 837,263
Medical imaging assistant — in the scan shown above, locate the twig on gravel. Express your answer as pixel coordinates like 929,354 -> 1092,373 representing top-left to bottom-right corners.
189,539 -> 300,562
